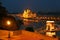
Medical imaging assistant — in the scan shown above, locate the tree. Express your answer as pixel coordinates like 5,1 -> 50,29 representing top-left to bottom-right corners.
25,27 -> 34,32
0,2 -> 8,16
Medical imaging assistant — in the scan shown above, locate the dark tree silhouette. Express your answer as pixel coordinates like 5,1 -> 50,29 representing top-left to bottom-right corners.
0,2 -> 23,31
0,15 -> 23,31
25,27 -> 34,32
0,2 -> 8,16
0,2 -> 8,22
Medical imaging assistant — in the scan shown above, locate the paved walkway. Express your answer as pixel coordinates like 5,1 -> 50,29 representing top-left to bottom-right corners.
0,30 -> 58,40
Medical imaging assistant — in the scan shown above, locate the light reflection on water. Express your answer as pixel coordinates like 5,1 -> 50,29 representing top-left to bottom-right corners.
23,19 -> 45,28
20,19 -> 60,37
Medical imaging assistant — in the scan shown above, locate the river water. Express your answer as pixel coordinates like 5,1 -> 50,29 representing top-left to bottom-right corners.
18,18 -> 60,37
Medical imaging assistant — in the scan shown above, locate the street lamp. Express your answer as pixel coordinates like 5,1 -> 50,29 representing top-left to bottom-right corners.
6,20 -> 11,25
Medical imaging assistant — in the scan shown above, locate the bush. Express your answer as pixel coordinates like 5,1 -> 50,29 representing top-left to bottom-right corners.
25,27 -> 34,32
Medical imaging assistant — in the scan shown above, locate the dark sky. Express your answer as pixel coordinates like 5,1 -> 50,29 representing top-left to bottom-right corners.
1,0 -> 60,13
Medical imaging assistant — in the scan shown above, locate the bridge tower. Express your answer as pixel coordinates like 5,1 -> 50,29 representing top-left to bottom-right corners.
46,21 -> 56,37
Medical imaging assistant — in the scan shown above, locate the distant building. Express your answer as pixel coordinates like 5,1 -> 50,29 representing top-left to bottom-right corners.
23,9 -> 36,18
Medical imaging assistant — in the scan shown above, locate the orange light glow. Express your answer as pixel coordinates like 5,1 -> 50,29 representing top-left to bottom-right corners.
46,21 -> 56,37
23,9 -> 36,18
7,20 -> 11,25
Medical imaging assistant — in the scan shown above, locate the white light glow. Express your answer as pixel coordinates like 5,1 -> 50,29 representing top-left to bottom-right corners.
7,20 -> 11,25
46,21 -> 54,22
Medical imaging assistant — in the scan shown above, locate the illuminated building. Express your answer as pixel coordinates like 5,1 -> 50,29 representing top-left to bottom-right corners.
23,9 -> 36,18
22,9 -> 37,26
46,21 -> 56,37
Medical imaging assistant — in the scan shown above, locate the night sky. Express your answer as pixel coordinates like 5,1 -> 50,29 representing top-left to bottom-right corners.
1,0 -> 60,13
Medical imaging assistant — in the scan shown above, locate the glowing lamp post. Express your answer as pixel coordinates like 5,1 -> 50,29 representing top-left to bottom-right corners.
7,20 -> 11,25
6,20 -> 13,40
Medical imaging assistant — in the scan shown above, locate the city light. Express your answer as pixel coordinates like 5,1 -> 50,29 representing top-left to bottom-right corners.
23,9 -> 36,18
6,20 -> 11,25
46,21 -> 54,22
46,21 -> 56,37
